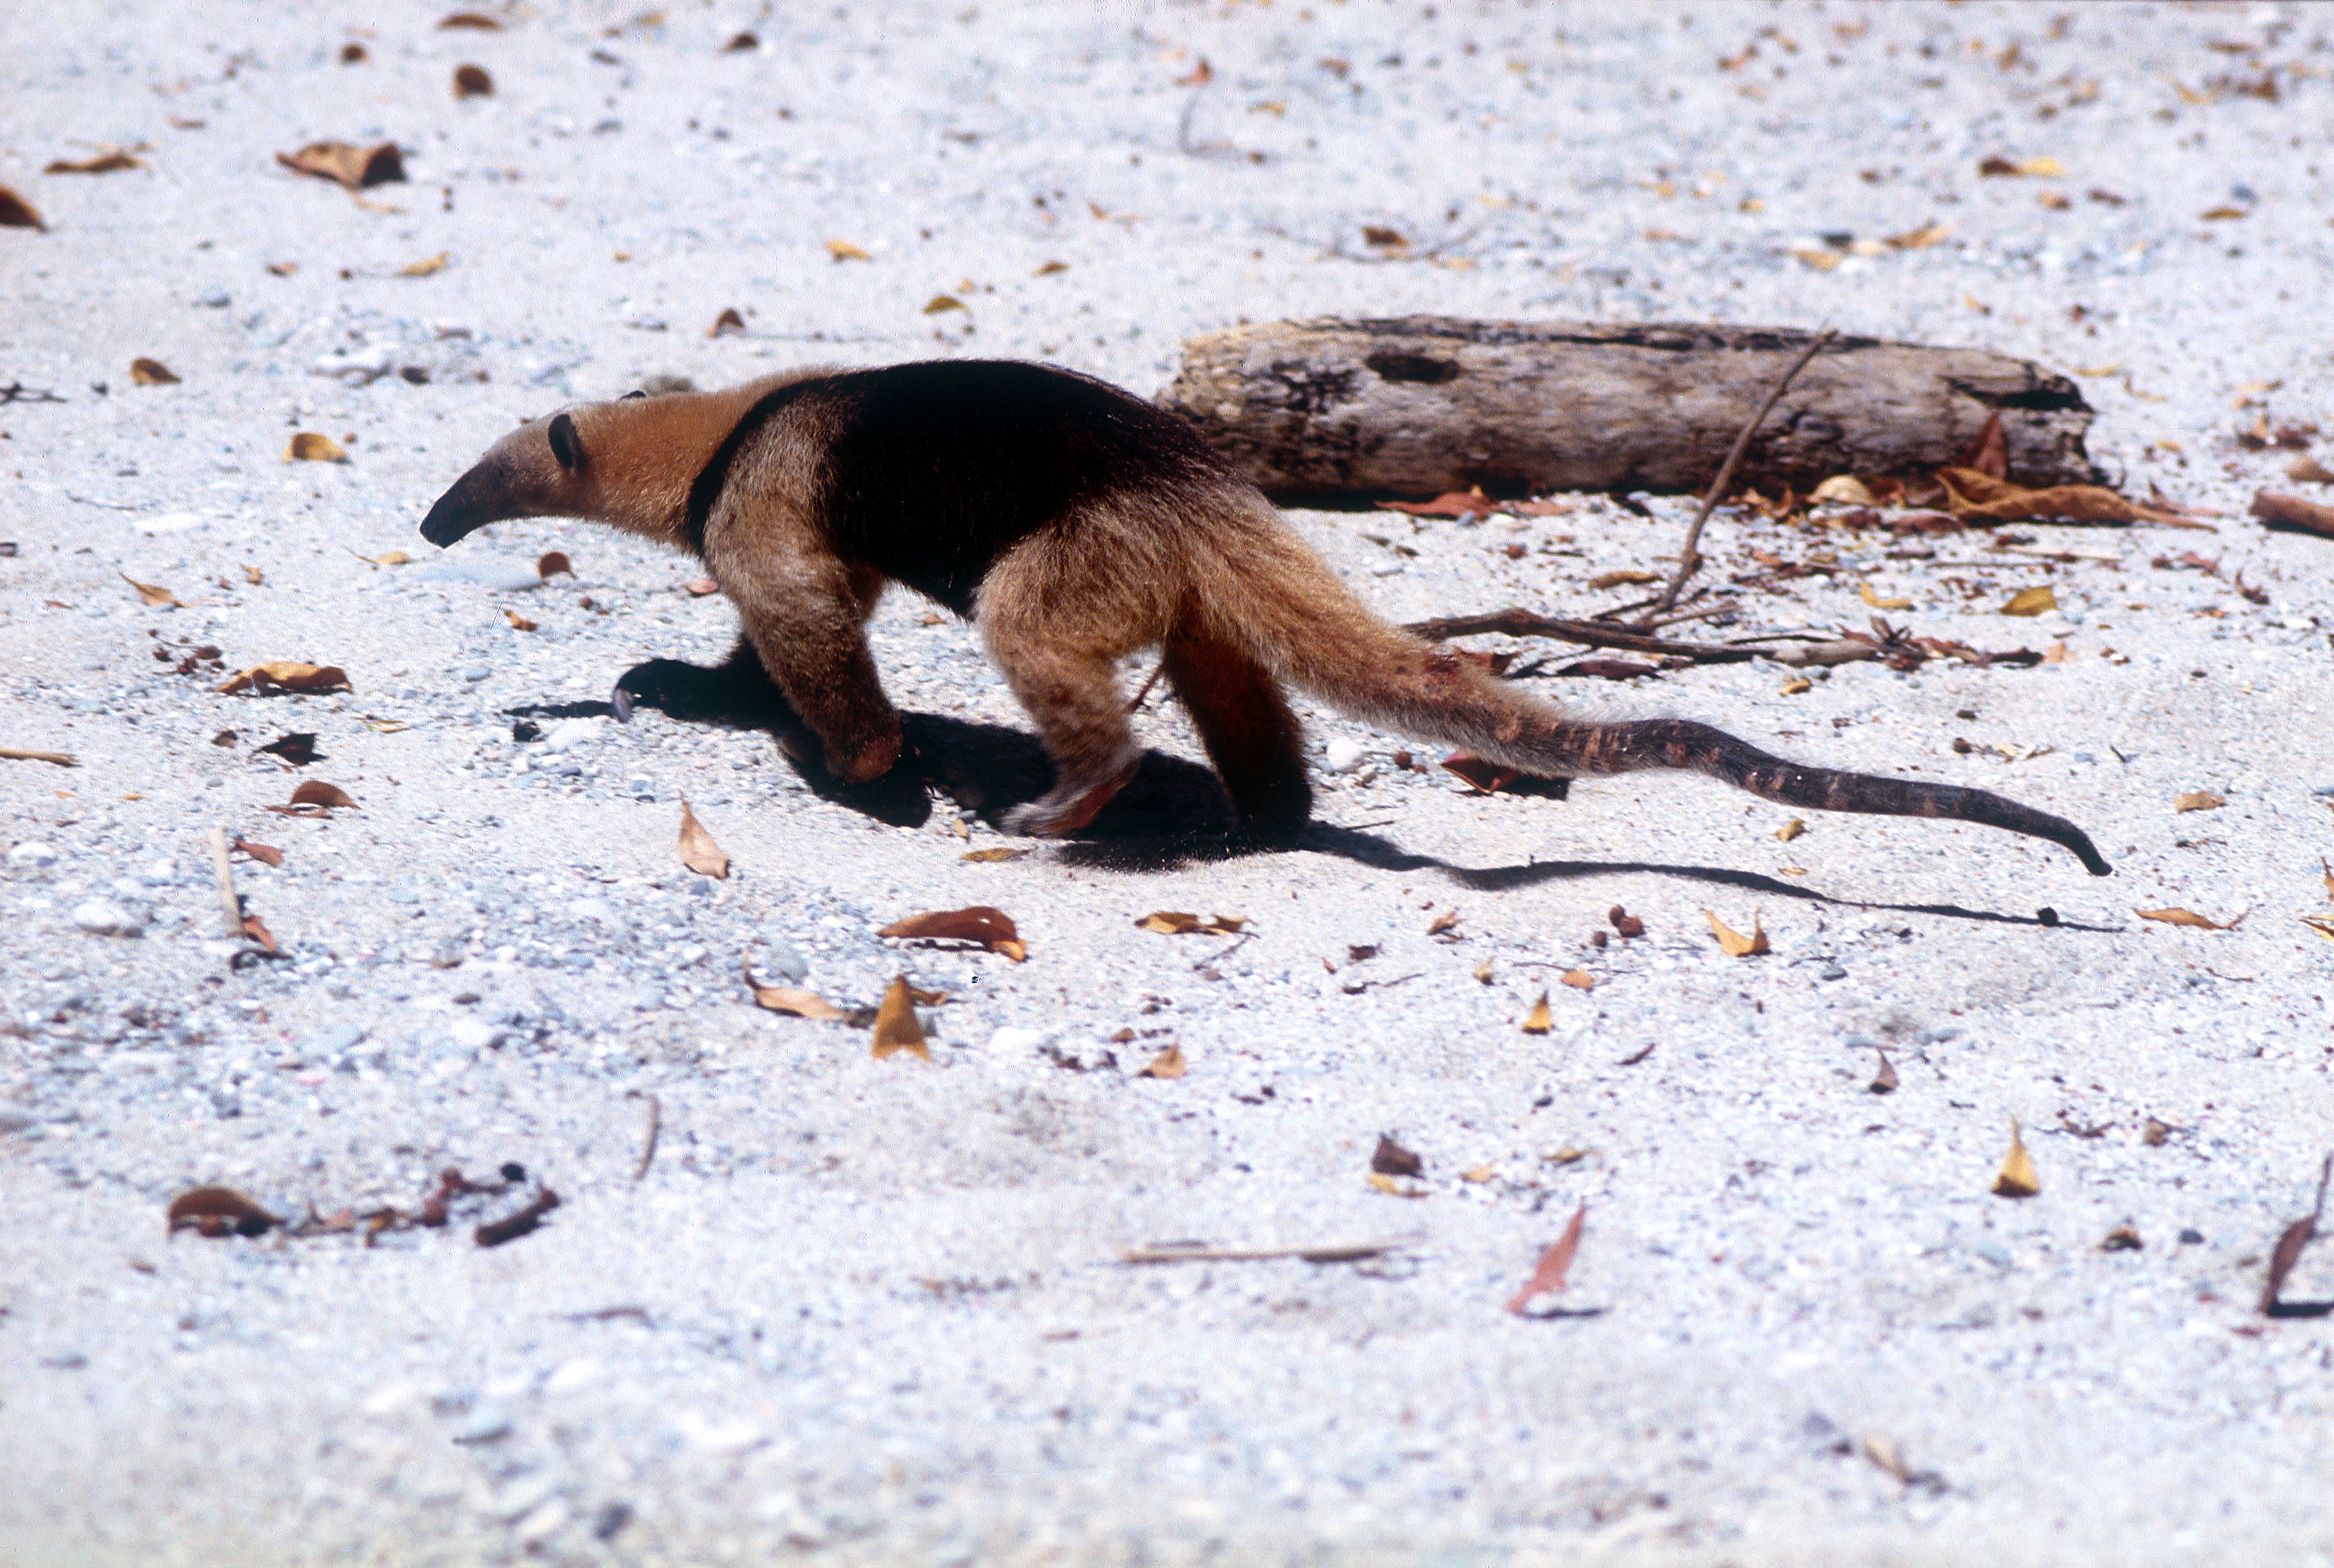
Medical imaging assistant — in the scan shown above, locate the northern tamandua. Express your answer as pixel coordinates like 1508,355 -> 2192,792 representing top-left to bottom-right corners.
418,360 -> 2110,874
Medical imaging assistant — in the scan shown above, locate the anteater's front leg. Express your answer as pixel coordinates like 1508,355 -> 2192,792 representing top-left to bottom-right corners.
716,549 -> 902,783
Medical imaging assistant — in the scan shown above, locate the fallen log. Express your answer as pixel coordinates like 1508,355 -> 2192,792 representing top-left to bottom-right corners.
1159,317 -> 2104,501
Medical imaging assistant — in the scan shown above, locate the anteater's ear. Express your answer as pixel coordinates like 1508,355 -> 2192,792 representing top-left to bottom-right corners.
547,412 -> 584,471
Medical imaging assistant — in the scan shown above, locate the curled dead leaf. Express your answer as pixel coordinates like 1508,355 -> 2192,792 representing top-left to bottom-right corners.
1859,580 -> 1914,611
535,551 -> 572,578
216,662 -> 350,696
2000,584 -> 2057,617
1588,568 -> 1660,590
2262,1154 -> 2332,1318
276,141 -> 406,192
1939,467 -> 2190,527
825,238 -> 871,261
504,608 -> 536,631
723,30 -> 760,51
709,307 -> 746,337
289,781 -> 357,810
1993,1120 -> 2040,1197
452,64 -> 493,98
47,151 -> 143,175
1506,1204 -> 1586,1315
1705,909 -> 1769,956
439,10 -> 503,28
1560,969 -> 1594,991
871,975 -> 930,1060
676,797 -> 730,878
130,358 -> 179,385
284,432 -> 347,463
961,847 -> 1031,863
1870,1052 -> 1900,1094
241,564 -> 262,584
0,185 -> 46,228
1371,1134 -> 1424,1178
1426,909 -> 1459,936
255,732 -> 319,765
229,837 -> 283,867
1520,991 -> 1553,1034
239,912 -> 280,954
401,250 -> 449,276
2138,907 -> 2231,930
880,905 -> 1026,961
923,294 -> 968,315
168,1185 -> 280,1238
1136,910 -> 1245,936
1034,260 -> 1068,276
120,572 -> 182,608
1776,817 -> 1806,843
2173,791 -> 2224,814
2287,456 -> 2334,486
1136,1044 -> 1186,1079
1780,677 -> 1812,695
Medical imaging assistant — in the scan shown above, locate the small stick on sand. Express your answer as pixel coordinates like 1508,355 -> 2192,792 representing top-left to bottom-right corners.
1639,327 -> 1836,623
0,746 -> 77,766
632,1093 -> 661,1182
1120,1240 -> 1404,1265
205,827 -> 244,939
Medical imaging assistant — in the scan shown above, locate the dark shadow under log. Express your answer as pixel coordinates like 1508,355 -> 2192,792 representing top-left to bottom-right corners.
1157,317 -> 2104,501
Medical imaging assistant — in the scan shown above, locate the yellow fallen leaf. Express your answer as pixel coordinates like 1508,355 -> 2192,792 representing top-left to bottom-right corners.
2200,205 -> 2248,222
1884,221 -> 1952,250
2000,584 -> 2057,617
1136,1044 -> 1186,1079
677,797 -> 730,878
1776,817 -> 1806,843
2137,907 -> 2231,930
130,357 -> 179,385
1520,991 -> 1553,1034
216,662 -> 350,695
1034,260 -> 1068,275
1993,1120 -> 2039,1197
1588,568 -> 1660,590
1365,1172 -> 1427,1199
120,572 -> 181,608
1426,910 -> 1459,936
359,549 -> 411,567
1780,677 -> 1811,696
871,975 -> 930,1060
1705,909 -> 1769,956
400,251 -> 449,276
881,906 -> 1027,962
2303,916 -> 2334,946
825,238 -> 871,261
46,151 -> 144,175
1812,474 -> 1876,504
1859,581 -> 1913,610
1136,911 -> 1245,936
1560,969 -> 1594,991
746,983 -> 847,1023
961,847 -> 1031,863
241,564 -> 263,585
2172,791 -> 2224,814
922,294 -> 968,315
1788,247 -> 1841,271
285,432 -> 347,463
2016,156 -> 2064,178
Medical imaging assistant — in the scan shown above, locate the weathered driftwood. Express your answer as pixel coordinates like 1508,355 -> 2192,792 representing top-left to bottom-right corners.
1158,317 -> 2103,501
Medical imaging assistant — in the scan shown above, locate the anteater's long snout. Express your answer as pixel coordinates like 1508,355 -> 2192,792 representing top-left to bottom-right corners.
419,464 -> 505,548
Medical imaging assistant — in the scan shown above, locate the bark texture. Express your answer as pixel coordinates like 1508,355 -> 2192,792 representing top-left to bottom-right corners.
1157,317 -> 2103,500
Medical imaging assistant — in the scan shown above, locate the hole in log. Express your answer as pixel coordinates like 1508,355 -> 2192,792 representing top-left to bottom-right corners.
1364,351 -> 1461,385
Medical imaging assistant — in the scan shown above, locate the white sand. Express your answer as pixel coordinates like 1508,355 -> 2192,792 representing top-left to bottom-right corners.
4,3 -> 2332,1564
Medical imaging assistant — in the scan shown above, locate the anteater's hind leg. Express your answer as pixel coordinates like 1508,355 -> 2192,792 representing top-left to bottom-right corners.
986,629 -> 1141,836
1161,626 -> 1312,844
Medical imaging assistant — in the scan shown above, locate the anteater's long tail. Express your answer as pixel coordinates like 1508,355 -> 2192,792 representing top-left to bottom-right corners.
1198,522 -> 2112,876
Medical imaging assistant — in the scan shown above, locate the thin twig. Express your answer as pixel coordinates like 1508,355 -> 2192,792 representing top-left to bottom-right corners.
0,746 -> 77,766
632,1093 -> 661,1182
1121,1239 -> 1404,1265
1639,327 -> 1836,622
205,827 -> 243,939
1124,661 -> 1167,713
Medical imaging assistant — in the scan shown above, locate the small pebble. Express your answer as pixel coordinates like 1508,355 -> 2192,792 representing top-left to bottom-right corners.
1324,737 -> 1367,774
8,841 -> 59,869
1818,962 -> 1847,982
760,940 -> 809,983
71,899 -> 144,938
197,286 -> 230,308
453,1402 -> 512,1444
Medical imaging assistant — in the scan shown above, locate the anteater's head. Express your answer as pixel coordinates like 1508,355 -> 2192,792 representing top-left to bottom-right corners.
419,403 -> 615,548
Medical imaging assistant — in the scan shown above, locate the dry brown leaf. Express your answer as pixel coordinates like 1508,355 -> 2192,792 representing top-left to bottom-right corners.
1136,910 -> 1245,936
825,238 -> 871,261
229,837 -> 283,868
46,151 -> 143,175
1560,969 -> 1594,991
504,608 -> 536,631
871,975 -> 930,1060
356,549 -> 411,567
1779,676 -> 1812,695
1812,474 -> 1877,505
2000,584 -> 2058,617
1588,568 -> 1660,590
289,781 -> 357,810
216,661 -> 350,696
535,550 -> 572,578
1426,909 -> 1459,936
439,10 -> 503,28
130,357 -> 179,385
1705,909 -> 1769,956
1520,991 -> 1553,1034
0,186 -> 45,228
2287,456 -> 2334,486
1789,247 -> 1841,271
2251,490 -> 2334,539
1506,1204 -> 1586,1315
1776,817 -> 1806,843
1979,154 -> 2064,178
1136,1044 -> 1186,1079
961,847 -> 1031,863
239,912 -> 280,954
1371,1134 -> 1424,1178
276,141 -> 406,191
676,798 -> 730,878
452,64 -> 494,98
741,953 -> 845,1019
1471,958 -> 1494,983
1937,466 -> 2190,526
167,1185 -> 280,1238
401,251 -> 449,276
1374,487 -> 1494,518
880,905 -> 1027,961
255,732 -> 319,765
2261,1155 -> 2332,1318
709,306 -> 746,337
1034,260 -> 1068,276
1365,1172 -> 1427,1198
923,294 -> 968,315
2173,791 -> 2225,814
1885,221 -> 1953,250
2137,907 -> 2230,930
1993,1120 -> 2040,1197
2303,916 -> 2334,947
240,564 -> 263,584
1859,581 -> 1914,610
723,30 -> 760,50
1870,1052 -> 1900,1094
120,572 -> 182,608
2322,861 -> 2333,902
284,432 -> 347,463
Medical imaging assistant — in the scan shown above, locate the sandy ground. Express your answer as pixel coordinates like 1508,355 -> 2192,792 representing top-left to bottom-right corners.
5,2 -> 2334,1564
